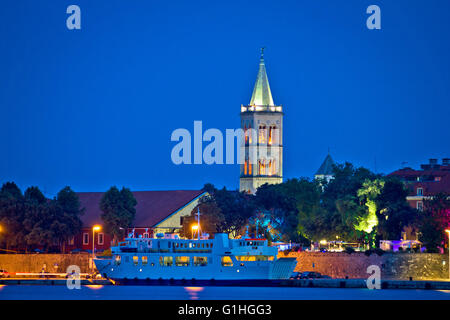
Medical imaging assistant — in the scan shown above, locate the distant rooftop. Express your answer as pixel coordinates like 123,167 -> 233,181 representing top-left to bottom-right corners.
77,190 -> 206,228
316,154 -> 334,176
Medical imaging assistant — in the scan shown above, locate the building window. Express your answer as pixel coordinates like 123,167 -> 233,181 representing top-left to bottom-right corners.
268,125 -> 277,145
133,256 -> 139,266
83,233 -> 89,245
417,188 -> 423,196
258,125 -> 267,144
160,256 -> 173,267
175,256 -> 190,266
142,256 -> 148,265
194,257 -> 208,266
417,201 -> 423,211
259,159 -> 267,175
143,232 -> 149,238
98,233 -> 104,245
221,256 -> 233,267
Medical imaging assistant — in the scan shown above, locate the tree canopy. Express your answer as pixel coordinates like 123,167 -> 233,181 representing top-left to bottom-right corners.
100,186 -> 137,244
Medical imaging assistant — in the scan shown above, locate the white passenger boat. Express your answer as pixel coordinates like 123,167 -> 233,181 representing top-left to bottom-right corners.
94,229 -> 296,283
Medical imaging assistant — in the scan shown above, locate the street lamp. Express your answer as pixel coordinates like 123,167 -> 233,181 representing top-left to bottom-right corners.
191,225 -> 198,240
446,229 -> 450,279
92,225 -> 101,262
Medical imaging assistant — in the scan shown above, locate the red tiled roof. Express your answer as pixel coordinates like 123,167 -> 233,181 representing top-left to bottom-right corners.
388,168 -> 450,196
77,190 -> 206,228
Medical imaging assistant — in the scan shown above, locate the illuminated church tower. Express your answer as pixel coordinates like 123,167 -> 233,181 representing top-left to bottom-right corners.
240,49 -> 283,194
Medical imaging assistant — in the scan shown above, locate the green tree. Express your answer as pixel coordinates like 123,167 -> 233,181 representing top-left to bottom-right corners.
375,178 -> 419,240
255,178 -> 321,244
419,192 -> 450,252
100,186 -> 137,245
179,199 -> 225,239
0,182 -> 26,250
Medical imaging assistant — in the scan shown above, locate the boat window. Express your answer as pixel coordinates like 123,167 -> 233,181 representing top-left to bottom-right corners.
221,256 -> 233,267
125,256 -> 130,263
160,256 -> 173,267
114,255 -> 121,265
142,256 -> 148,265
168,242 -> 171,248
194,257 -> 208,266
189,243 -> 192,248
133,256 -> 139,266
175,256 -> 190,266
192,243 -> 196,248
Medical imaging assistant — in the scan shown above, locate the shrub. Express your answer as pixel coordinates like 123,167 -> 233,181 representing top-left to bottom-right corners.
373,248 -> 384,256
344,247 -> 355,254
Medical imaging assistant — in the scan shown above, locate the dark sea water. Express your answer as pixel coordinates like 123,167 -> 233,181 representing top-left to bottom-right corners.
1,285 -> 450,300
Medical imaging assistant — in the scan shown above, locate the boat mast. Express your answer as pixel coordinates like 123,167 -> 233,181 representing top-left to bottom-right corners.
196,207 -> 201,240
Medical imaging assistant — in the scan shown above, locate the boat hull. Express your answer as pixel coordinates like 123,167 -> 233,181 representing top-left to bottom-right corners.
94,257 -> 274,281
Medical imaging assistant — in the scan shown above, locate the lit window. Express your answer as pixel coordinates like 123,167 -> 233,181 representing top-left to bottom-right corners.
175,256 -> 190,266
417,201 -> 423,211
114,255 -> 121,265
221,256 -> 233,267
258,125 -> 267,144
193,257 -> 207,266
160,256 -> 173,267
268,126 -> 277,145
142,256 -> 148,265
133,256 -> 139,266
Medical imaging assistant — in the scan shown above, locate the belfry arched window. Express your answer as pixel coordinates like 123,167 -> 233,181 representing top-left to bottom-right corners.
258,159 -> 267,175
268,125 -> 277,145
258,125 -> 267,144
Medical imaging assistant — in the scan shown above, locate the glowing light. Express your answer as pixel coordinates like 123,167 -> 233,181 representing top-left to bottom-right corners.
319,240 -> 327,245
93,225 -> 101,232
184,287 -> 204,300
191,225 -> 199,231
86,285 -> 104,290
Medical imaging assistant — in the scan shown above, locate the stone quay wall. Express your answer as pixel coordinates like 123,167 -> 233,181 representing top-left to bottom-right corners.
0,254 -> 91,274
279,251 -> 449,280
1,252 -> 448,280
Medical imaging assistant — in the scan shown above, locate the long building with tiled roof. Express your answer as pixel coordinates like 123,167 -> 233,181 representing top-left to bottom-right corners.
67,190 -> 207,252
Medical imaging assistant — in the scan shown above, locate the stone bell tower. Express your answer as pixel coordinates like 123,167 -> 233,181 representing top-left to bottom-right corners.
239,49 -> 283,194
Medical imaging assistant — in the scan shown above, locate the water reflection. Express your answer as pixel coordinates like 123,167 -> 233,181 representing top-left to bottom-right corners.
184,286 -> 204,300
85,285 -> 104,290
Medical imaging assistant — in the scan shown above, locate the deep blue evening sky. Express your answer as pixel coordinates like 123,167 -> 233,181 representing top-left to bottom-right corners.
1,0 -> 449,197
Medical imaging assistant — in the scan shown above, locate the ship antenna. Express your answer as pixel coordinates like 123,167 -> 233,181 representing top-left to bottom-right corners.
196,207 -> 201,240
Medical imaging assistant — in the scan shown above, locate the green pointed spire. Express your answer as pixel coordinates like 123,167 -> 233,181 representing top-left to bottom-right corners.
249,48 -> 275,107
